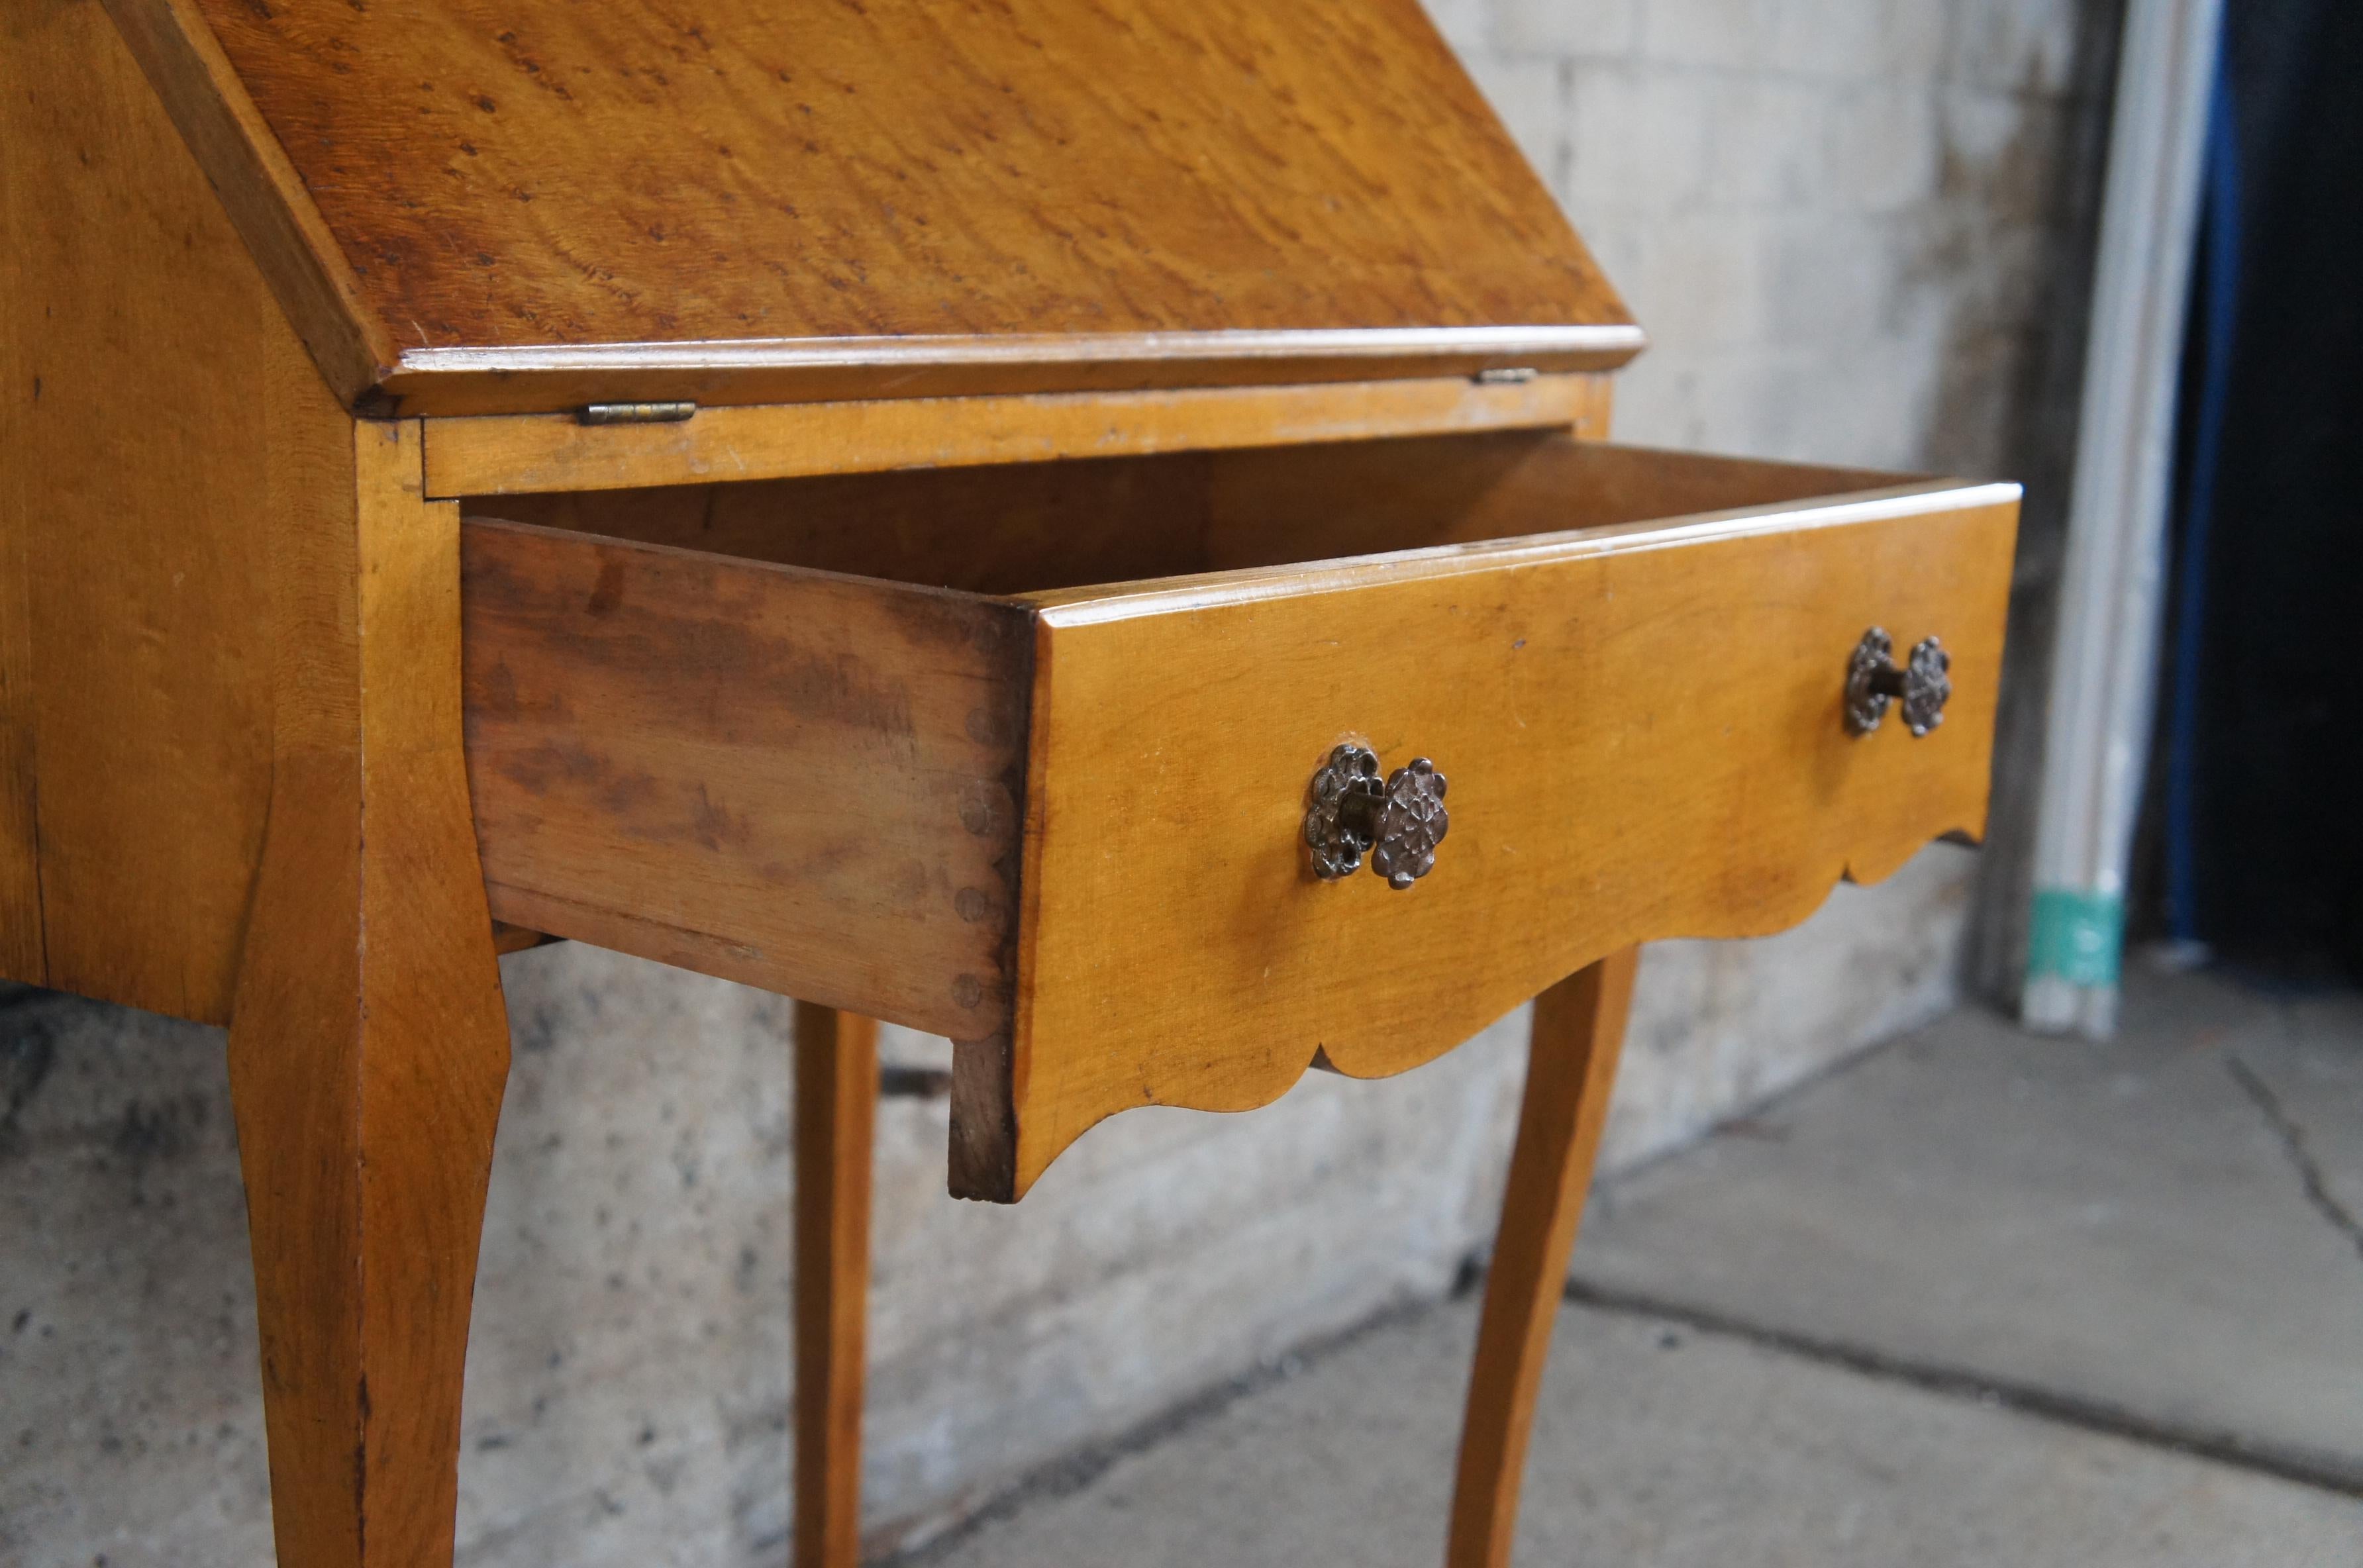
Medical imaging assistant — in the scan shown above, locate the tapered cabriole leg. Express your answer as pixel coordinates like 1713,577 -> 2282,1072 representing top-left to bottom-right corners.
227,420 -> 511,1568
1446,948 -> 1640,1568
795,1004 -> 880,1568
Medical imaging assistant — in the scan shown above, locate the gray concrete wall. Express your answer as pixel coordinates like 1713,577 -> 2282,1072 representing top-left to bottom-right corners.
0,3 -> 2113,1562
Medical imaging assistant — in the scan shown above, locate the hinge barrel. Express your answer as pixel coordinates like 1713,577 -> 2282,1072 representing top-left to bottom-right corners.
579,401 -> 697,426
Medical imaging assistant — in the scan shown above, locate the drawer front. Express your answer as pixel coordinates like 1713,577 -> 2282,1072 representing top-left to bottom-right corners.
998,483 -> 2016,1197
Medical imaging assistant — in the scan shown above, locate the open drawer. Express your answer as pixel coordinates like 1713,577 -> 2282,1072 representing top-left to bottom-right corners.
458,430 -> 2019,1198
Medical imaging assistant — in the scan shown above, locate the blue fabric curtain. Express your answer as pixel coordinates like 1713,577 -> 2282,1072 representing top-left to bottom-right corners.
2157,0 -> 2363,978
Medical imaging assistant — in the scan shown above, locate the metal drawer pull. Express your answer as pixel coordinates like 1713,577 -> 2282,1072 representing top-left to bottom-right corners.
1846,628 -> 1952,737
1305,744 -> 1450,888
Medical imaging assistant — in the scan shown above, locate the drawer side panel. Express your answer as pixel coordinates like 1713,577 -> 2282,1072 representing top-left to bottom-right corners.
460,520 -> 1032,1039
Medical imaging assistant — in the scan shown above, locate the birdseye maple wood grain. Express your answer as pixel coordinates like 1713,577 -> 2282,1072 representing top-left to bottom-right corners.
454,434 -> 2019,1200
99,0 -> 1636,415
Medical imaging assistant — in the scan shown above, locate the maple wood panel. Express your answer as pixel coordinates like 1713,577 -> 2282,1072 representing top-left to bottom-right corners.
422,375 -> 1611,499
110,0 -> 1635,413
476,452 -> 1219,599
1003,483 -> 2017,1196
0,0 -> 309,1021
470,425 -> 1840,607
459,520 -> 1033,1038
1199,433 -> 1897,565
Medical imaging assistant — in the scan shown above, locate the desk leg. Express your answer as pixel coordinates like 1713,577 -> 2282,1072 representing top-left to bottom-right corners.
795,1004 -> 880,1568
1446,948 -> 1638,1568
227,417 -> 512,1568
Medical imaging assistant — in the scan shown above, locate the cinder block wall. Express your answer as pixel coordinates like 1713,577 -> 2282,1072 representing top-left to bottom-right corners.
0,3 -> 2113,1563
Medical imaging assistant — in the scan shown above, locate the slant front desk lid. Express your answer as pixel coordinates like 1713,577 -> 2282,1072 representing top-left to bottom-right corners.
107,0 -> 1641,416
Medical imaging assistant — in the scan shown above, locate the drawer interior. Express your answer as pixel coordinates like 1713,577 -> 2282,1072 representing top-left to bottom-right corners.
464,430 -> 1903,595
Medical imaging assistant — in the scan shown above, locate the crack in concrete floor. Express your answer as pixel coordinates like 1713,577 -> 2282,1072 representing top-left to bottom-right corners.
2227,1028 -> 2363,1269
1560,1277 -> 2363,1500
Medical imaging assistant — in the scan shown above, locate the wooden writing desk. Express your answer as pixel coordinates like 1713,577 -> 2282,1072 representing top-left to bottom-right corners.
0,1 -> 2017,1563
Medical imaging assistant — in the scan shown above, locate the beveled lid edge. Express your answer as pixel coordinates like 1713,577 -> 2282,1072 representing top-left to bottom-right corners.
381,326 -> 1648,417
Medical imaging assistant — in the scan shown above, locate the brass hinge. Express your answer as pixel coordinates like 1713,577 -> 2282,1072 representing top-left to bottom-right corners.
579,401 -> 698,426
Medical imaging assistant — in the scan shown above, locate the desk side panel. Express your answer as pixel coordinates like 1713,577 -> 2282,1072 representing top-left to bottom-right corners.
0,0 -> 346,1021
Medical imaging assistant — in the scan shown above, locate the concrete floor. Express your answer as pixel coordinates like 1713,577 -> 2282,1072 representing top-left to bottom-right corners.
904,968 -> 2363,1566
